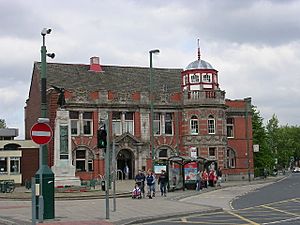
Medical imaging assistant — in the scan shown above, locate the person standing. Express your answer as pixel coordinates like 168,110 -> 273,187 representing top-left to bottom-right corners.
196,170 -> 202,191
135,170 -> 146,197
216,167 -> 222,187
146,170 -> 156,199
158,170 -> 168,197
124,164 -> 129,180
202,169 -> 208,188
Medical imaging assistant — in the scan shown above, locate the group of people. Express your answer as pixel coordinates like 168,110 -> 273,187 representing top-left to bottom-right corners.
196,167 -> 222,191
133,169 -> 168,199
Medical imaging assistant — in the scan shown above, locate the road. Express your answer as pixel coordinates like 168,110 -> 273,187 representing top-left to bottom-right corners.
140,174 -> 300,225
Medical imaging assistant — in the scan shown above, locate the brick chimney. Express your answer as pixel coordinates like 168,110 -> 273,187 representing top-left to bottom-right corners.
89,56 -> 103,72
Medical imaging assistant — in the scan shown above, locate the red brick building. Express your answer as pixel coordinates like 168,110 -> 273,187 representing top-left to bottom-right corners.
25,51 -> 253,181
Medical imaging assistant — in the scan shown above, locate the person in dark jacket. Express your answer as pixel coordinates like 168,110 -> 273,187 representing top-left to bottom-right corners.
146,170 -> 156,199
158,170 -> 168,197
135,170 -> 146,197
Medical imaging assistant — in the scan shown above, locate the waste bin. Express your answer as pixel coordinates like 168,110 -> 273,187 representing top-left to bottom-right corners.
101,180 -> 106,191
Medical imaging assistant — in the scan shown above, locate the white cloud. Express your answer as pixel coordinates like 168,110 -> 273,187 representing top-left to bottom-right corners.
1,0 -> 300,140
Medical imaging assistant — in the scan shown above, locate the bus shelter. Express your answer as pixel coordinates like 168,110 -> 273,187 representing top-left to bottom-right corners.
167,156 -> 206,191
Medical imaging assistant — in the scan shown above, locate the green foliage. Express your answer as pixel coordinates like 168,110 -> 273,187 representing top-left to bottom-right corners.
252,107 -> 275,175
0,119 -> 6,128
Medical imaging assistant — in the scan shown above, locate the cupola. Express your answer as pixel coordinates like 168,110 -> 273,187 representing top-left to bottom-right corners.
181,40 -> 219,92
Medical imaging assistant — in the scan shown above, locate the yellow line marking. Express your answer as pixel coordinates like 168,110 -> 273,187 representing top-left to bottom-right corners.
237,198 -> 298,211
227,210 -> 260,225
261,205 -> 300,217
181,217 -> 187,222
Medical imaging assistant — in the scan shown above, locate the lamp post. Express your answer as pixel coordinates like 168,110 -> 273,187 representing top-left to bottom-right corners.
35,28 -> 55,220
244,97 -> 251,182
149,49 -> 160,170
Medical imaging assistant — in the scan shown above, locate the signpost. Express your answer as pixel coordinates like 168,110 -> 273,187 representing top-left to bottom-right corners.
31,122 -> 53,145
31,121 -> 53,222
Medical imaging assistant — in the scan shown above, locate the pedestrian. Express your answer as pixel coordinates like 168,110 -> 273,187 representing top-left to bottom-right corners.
208,169 -> 215,187
158,170 -> 168,197
202,169 -> 208,188
135,170 -> 146,197
196,170 -> 202,191
146,170 -> 156,199
216,167 -> 222,187
124,164 -> 129,180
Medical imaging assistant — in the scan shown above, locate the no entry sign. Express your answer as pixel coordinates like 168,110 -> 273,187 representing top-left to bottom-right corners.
31,122 -> 53,145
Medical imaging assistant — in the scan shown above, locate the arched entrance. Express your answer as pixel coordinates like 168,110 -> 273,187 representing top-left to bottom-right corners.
117,149 -> 134,179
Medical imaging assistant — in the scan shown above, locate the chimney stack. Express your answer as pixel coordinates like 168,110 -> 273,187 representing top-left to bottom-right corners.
89,56 -> 102,72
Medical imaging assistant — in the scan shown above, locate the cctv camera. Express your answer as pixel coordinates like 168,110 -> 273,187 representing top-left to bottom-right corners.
41,28 -> 52,35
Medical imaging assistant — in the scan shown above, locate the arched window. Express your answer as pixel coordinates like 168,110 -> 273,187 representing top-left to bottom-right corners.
190,115 -> 198,135
226,148 -> 236,168
73,148 -> 94,172
208,115 -> 215,134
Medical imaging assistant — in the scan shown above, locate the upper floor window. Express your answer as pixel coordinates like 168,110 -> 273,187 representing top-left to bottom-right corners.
70,111 -> 79,135
153,112 -> 173,136
112,112 -> 134,136
190,115 -> 199,135
83,112 -> 93,135
190,74 -> 200,83
208,115 -> 215,134
70,111 -> 93,136
202,73 -> 212,83
227,118 -> 234,138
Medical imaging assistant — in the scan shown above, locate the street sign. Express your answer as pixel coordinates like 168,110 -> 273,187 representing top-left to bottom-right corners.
31,122 -> 53,145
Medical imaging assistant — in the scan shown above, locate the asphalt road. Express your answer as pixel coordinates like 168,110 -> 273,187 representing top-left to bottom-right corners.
140,174 -> 300,225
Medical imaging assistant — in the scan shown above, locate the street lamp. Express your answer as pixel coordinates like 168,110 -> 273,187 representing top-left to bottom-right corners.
149,49 -> 160,170
35,28 -> 55,220
244,97 -> 251,182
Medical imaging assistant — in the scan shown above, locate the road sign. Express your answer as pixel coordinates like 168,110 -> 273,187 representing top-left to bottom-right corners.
31,122 -> 53,145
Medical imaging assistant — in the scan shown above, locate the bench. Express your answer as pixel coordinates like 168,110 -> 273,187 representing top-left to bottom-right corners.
0,179 -> 15,193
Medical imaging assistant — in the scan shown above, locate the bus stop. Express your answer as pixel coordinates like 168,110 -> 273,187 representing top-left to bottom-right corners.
167,156 -> 207,191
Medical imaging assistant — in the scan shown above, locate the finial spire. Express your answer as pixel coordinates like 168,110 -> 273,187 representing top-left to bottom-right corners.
197,39 -> 201,60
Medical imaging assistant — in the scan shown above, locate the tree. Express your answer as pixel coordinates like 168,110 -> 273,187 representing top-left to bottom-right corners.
0,119 -> 6,128
252,107 -> 275,176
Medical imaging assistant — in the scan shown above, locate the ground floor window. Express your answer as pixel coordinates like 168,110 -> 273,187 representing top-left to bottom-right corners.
0,157 -> 20,174
226,148 -> 236,168
74,149 -> 94,172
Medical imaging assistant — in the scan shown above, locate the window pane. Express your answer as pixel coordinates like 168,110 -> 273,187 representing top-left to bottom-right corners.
0,157 -> 7,173
208,117 -> 215,134
71,120 -> 79,135
112,112 -> 121,119
154,121 -> 160,135
165,113 -> 173,135
70,111 -> 79,119
159,149 -> 168,157
76,160 -> 85,171
125,112 -> 133,120
112,121 -> 121,135
83,112 -> 92,119
88,160 -> 93,171
76,150 -> 85,159
209,148 -> 215,156
83,120 -> 92,135
10,158 -> 20,173
125,121 -> 134,134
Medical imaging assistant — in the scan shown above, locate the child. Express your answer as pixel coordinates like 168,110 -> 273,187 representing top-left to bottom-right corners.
132,183 -> 141,199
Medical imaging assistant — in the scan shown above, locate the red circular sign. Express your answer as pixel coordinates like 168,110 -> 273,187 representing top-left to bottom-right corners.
30,123 -> 53,145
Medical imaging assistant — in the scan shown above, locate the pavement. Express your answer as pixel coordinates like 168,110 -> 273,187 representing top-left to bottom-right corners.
0,175 -> 287,225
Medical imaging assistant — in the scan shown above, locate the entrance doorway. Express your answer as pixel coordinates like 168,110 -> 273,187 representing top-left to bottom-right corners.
117,149 -> 134,180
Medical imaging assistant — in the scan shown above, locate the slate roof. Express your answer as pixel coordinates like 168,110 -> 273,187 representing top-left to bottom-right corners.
34,62 -> 183,93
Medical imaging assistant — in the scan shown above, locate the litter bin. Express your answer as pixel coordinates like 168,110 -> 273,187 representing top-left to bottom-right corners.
101,180 -> 106,191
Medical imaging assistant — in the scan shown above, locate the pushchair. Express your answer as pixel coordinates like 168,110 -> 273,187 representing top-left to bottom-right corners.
132,184 -> 142,199
135,180 -> 145,198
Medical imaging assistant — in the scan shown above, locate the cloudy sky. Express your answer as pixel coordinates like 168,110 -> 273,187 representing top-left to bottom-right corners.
1,0 -> 300,139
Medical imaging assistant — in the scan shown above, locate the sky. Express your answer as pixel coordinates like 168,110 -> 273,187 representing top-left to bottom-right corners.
0,0 -> 300,139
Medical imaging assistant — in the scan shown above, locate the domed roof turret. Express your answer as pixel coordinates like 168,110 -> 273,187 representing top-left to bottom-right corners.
185,59 -> 214,70
184,39 -> 215,71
